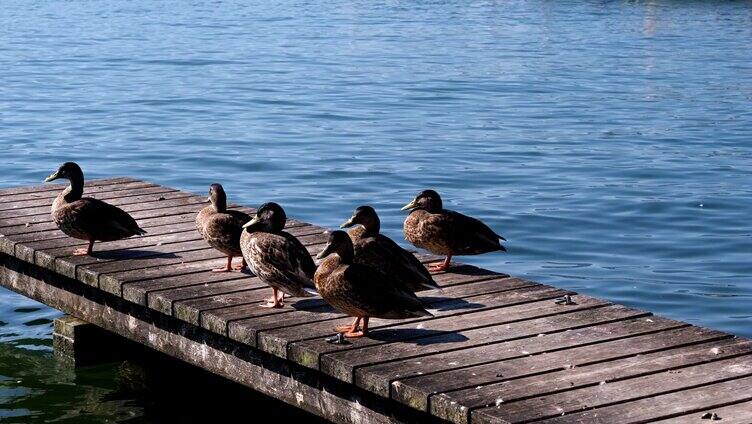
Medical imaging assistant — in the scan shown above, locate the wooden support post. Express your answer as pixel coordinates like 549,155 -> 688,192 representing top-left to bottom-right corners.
52,314 -> 140,366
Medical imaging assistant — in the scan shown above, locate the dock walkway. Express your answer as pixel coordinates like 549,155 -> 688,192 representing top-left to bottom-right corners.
1,178 -> 751,423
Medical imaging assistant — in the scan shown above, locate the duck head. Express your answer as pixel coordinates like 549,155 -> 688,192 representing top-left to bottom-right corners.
401,189 -> 442,213
207,183 -> 227,212
316,230 -> 354,263
242,202 -> 286,233
340,205 -> 380,235
45,162 -> 83,183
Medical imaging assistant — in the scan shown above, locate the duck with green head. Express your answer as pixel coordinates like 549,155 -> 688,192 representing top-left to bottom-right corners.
340,205 -> 437,293
44,162 -> 146,256
196,183 -> 251,272
240,202 -> 317,308
401,189 -> 506,272
315,230 -> 432,338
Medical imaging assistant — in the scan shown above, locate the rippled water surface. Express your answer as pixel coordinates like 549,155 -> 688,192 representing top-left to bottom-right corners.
2,0 -> 752,421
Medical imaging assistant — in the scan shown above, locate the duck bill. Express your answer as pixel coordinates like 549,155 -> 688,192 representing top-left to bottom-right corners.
44,171 -> 60,182
316,243 -> 335,259
400,199 -> 418,211
340,217 -> 356,229
242,216 -> 261,231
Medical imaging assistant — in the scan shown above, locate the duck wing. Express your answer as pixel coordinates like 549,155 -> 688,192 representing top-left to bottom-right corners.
421,210 -> 505,255
373,235 -> 438,290
340,263 -> 432,319
244,232 -> 316,297
73,198 -> 146,241
203,211 -> 250,253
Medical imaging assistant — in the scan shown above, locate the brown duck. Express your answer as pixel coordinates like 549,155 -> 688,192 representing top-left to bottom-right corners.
340,206 -> 438,292
44,162 -> 146,255
315,230 -> 432,338
240,202 -> 317,308
402,189 -> 506,272
196,184 -> 251,272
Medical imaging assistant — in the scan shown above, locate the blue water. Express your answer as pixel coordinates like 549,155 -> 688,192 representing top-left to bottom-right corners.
2,0 -> 752,421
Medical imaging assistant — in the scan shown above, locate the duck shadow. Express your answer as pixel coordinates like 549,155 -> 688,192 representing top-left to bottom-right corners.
438,264 -> 508,278
91,249 -> 179,260
420,296 -> 483,312
367,328 -> 469,345
289,298 -> 336,313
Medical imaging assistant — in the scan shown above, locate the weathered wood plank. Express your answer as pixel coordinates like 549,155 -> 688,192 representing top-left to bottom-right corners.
0,177 -> 136,198
159,278 -> 266,319
0,253 -> 442,424
0,191 -> 194,231
123,269 -> 248,306
0,185 -> 177,213
96,225 -> 326,296
478,354 -> 752,423
306,304 -> 645,383
260,287 -> 584,368
218,279 -> 545,347
651,399 -> 752,424
0,181 -> 158,217
357,315 -> 687,398
15,207 -> 206,265
207,277 -> 533,345
428,329 -> 740,423
216,277 -> 530,339
514,375 -> 752,424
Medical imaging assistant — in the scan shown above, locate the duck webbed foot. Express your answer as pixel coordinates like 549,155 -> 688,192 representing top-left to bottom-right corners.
73,240 -> 94,256
335,317 -> 361,333
343,317 -> 369,338
232,258 -> 247,271
429,255 -> 452,273
260,288 -> 284,308
213,256 -> 234,272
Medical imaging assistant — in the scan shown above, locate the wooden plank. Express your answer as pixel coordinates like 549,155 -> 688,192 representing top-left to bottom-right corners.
0,189 -> 201,221
0,253 -> 442,424
0,195 -> 209,257
158,277 -> 266,319
124,270 -> 249,305
213,279 -> 547,345
97,225 -> 327,296
15,206 -> 207,265
429,330 -> 742,423
476,354 -> 752,423
92,244 -> 225,289
0,184 -> 177,213
304,305 -> 646,383
0,190 -> 192,231
0,177 -> 136,198
651,399 -> 752,424
0,181 -> 158,217
357,315 -> 688,398
511,375 -> 752,424
202,276 -> 533,343
258,287 -> 583,366
34,218 -> 198,266
54,231 -> 203,279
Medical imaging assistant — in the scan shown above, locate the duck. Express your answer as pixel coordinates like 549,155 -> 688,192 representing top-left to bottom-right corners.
240,202 -> 317,308
44,162 -> 146,256
340,205 -> 438,292
401,189 -> 506,272
196,184 -> 251,272
315,230 -> 432,338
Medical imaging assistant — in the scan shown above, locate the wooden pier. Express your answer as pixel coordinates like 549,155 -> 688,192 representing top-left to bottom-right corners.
1,178 -> 751,424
